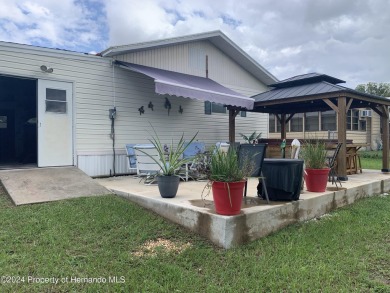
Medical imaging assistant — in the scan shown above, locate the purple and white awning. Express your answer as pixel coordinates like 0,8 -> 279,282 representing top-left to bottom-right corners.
115,61 -> 254,110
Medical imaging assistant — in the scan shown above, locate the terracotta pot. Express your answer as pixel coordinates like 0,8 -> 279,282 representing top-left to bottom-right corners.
304,168 -> 330,192
212,181 -> 246,215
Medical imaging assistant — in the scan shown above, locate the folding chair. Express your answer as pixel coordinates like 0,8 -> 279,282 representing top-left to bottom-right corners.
125,144 -> 137,174
180,141 -> 206,181
238,143 -> 269,203
133,144 -> 161,185
327,142 -> 342,188
216,142 -> 230,153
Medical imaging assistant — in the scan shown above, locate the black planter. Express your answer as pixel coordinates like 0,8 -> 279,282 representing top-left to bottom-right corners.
157,175 -> 180,198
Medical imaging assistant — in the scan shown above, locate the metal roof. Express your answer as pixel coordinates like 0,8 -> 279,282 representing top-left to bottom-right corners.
269,73 -> 345,88
253,81 -> 345,102
251,74 -> 390,114
101,31 -> 278,86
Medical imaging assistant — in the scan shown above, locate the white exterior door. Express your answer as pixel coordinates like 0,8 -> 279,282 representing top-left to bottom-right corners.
38,80 -> 73,167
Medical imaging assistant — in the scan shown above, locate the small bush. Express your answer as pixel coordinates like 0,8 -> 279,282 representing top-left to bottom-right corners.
359,151 -> 382,159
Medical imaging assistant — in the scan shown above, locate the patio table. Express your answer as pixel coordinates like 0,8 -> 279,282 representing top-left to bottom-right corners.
327,143 -> 368,175
258,158 -> 304,201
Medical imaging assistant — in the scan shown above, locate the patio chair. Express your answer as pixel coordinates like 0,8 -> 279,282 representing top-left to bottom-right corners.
216,142 -> 230,153
125,144 -> 137,174
180,141 -> 206,181
133,144 -> 161,185
327,142 -> 342,188
238,143 -> 269,203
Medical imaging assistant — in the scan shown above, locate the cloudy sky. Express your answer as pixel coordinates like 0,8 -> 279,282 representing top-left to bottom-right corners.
0,0 -> 389,88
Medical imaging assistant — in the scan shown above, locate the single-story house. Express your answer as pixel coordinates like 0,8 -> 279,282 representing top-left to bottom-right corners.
0,31 -> 278,176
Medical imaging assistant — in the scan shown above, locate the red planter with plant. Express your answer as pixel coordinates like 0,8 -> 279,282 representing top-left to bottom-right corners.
304,168 -> 330,192
212,181 -> 246,215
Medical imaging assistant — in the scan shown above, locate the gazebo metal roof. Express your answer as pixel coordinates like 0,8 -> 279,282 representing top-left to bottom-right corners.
251,73 -> 390,114
227,73 -> 390,179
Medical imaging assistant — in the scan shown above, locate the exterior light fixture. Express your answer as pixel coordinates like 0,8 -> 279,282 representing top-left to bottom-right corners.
40,65 -> 54,73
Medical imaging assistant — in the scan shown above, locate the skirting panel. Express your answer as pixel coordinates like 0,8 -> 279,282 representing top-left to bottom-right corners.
77,154 -> 135,177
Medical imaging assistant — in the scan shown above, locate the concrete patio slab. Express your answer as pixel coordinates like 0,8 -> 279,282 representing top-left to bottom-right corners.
0,167 -> 111,205
97,170 -> 390,249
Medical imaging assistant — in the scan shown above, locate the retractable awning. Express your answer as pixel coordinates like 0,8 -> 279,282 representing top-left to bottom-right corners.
115,61 -> 254,109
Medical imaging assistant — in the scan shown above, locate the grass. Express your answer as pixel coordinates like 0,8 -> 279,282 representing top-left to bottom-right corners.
360,151 -> 383,170
0,185 -> 389,292
361,157 -> 383,170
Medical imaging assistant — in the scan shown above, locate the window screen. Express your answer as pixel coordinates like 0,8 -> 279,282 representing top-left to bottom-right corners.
46,88 -> 67,113
290,113 -> 303,132
305,112 -> 319,131
321,110 -> 336,131
269,114 -> 276,133
204,102 -> 226,114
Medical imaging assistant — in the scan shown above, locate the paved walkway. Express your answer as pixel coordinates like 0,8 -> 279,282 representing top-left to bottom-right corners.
0,167 -> 111,205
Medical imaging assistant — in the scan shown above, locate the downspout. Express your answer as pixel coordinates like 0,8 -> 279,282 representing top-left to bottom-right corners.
110,59 -> 117,176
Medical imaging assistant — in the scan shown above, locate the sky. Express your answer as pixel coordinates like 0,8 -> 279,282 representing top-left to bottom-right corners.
0,0 -> 389,88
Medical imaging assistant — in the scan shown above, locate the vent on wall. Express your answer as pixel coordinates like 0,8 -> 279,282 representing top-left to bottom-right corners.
360,110 -> 372,118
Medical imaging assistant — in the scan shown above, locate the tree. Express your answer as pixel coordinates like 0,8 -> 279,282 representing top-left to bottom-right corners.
355,82 -> 390,97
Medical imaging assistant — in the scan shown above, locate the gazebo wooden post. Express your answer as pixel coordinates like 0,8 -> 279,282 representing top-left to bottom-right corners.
280,114 -> 287,140
337,96 -> 348,180
229,108 -> 239,143
380,106 -> 390,172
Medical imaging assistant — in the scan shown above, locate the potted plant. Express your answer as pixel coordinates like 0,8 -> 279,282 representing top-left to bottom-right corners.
301,140 -> 330,192
202,147 -> 255,215
239,131 -> 262,144
141,126 -> 197,198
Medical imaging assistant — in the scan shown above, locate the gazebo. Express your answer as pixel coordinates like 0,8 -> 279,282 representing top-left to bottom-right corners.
228,73 -> 390,180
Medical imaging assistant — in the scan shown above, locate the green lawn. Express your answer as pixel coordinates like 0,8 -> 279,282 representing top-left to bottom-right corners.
359,151 -> 383,170
361,157 -> 383,170
0,184 -> 389,292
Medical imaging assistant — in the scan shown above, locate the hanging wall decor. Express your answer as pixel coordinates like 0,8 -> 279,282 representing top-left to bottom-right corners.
138,106 -> 145,115
148,101 -> 154,111
164,97 -> 171,116
179,105 -> 183,114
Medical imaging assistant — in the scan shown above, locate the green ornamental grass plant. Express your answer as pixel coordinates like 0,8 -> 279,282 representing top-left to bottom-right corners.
301,140 -> 328,169
140,124 -> 198,176
208,148 -> 255,182
202,148 -> 255,207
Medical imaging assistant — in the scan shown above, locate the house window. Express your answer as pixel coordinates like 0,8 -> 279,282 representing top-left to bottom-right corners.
269,114 -> 276,133
276,118 -> 281,132
204,101 -> 226,114
347,109 -> 359,130
290,113 -> 303,132
321,110 -> 336,131
46,88 -> 67,113
347,109 -> 366,131
305,112 -> 319,131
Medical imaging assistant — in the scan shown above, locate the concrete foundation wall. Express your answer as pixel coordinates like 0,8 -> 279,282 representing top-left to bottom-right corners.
113,176 -> 390,249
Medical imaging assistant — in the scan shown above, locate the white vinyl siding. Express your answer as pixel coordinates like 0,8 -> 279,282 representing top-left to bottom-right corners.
110,68 -> 266,147
0,40 -> 270,176
113,40 -> 269,96
113,40 -> 269,143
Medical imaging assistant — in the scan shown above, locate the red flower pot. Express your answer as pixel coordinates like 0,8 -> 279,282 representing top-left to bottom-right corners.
304,168 -> 330,192
212,181 -> 246,215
